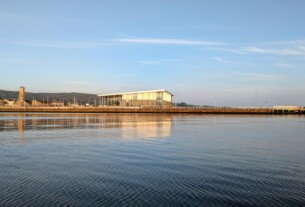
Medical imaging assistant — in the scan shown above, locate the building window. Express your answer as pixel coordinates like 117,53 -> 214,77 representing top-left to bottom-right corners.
157,92 -> 163,100
133,94 -> 137,100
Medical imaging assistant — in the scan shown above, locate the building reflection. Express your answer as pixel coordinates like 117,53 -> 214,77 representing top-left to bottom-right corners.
17,114 -> 25,144
0,113 -> 172,141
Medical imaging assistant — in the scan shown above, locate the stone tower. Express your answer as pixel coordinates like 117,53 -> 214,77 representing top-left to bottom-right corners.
18,86 -> 25,106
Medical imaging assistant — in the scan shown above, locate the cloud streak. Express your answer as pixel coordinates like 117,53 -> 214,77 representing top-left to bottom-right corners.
5,37 -> 305,58
241,39 -> 305,56
114,38 -> 224,46
209,39 -> 305,57
7,38 -> 225,48
212,57 -> 250,65
243,46 -> 305,56
275,63 -> 293,68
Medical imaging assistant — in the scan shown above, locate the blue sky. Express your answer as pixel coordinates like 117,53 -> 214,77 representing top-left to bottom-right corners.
1,0 -> 305,106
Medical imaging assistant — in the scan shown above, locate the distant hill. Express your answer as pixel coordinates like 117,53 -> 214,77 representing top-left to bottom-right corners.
0,89 -> 99,105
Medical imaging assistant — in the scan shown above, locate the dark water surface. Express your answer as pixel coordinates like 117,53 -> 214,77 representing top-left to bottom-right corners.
0,113 -> 304,207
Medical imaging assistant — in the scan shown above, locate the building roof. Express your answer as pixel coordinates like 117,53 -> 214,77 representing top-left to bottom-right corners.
98,89 -> 174,97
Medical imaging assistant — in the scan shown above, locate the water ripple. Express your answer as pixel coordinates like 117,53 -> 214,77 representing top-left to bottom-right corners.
1,114 -> 305,206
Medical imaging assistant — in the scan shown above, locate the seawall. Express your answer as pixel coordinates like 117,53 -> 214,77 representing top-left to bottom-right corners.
1,106 -> 302,114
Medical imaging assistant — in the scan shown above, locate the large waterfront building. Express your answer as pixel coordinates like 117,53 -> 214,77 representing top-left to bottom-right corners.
98,89 -> 173,107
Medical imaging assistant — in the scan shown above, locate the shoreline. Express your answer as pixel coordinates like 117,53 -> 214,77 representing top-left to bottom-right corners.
0,106 -> 304,115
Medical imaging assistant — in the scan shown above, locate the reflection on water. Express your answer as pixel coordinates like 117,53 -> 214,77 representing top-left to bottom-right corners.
0,113 -> 172,143
17,115 -> 25,144
0,113 -> 305,207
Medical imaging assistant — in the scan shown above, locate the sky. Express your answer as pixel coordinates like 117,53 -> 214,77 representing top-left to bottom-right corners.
0,0 -> 305,106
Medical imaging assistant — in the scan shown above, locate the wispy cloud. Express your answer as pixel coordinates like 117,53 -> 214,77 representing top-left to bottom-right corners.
212,57 -> 249,65
262,39 -> 305,46
5,37 -> 305,58
207,47 -> 247,54
115,37 -> 304,57
114,38 -> 224,46
240,39 -> 305,56
210,39 -> 305,57
243,46 -> 305,56
275,63 -> 293,68
8,38 -> 224,48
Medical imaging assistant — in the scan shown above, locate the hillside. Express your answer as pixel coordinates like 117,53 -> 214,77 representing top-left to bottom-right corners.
0,89 -> 99,104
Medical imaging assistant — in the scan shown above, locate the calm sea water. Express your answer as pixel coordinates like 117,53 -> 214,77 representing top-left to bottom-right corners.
0,113 -> 304,207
